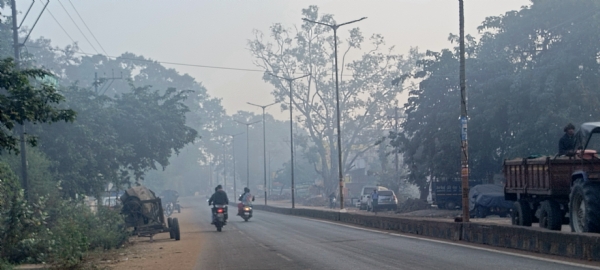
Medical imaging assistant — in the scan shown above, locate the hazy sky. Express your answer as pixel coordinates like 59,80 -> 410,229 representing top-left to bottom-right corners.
19,0 -> 530,119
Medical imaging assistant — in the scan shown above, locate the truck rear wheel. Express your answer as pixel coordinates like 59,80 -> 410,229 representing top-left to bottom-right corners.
511,200 -> 532,226
539,200 -> 562,231
570,180 -> 600,233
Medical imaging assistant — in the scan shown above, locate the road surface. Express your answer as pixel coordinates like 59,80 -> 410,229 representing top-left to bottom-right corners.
193,201 -> 599,270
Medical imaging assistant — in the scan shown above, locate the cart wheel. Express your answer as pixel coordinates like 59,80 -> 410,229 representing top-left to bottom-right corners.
168,218 -> 174,239
173,218 -> 181,240
539,200 -> 562,231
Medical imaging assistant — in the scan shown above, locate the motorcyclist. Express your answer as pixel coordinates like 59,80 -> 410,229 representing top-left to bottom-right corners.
208,185 -> 229,224
238,187 -> 254,215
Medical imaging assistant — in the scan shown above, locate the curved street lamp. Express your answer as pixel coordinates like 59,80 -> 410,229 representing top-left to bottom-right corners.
247,101 -> 278,205
235,119 -> 261,189
302,16 -> 367,209
267,73 -> 309,209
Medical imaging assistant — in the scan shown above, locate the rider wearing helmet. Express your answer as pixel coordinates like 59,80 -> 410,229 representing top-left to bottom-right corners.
237,187 -> 254,215
208,185 -> 229,224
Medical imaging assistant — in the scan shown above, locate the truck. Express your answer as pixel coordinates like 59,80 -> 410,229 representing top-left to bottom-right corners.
504,122 -> 600,233
432,179 -> 481,210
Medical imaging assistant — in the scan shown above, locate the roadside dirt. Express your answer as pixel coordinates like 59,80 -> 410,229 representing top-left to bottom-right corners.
96,196 -> 204,270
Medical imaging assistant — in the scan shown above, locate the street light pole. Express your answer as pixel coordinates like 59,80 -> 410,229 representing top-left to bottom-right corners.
247,102 -> 278,205
224,132 -> 244,201
302,16 -> 367,210
235,120 -> 261,189
267,73 -> 309,209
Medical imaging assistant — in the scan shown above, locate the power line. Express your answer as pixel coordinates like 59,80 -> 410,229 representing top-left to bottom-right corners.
24,44 -> 379,78
67,0 -> 108,55
25,44 -> 274,73
46,8 -> 78,47
56,0 -> 98,54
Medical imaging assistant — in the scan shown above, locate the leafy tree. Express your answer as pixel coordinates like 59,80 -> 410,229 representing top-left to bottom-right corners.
0,58 -> 76,154
112,86 -> 198,182
35,85 -> 123,197
249,6 -> 418,193
0,0 -> 12,58
397,0 -> 600,198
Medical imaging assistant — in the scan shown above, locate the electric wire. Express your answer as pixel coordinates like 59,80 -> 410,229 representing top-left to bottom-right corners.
24,44 -> 293,74
45,8 -> 78,48
67,0 -> 108,55
56,0 -> 98,54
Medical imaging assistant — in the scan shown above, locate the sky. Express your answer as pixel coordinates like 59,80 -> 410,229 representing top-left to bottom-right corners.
16,0 -> 531,120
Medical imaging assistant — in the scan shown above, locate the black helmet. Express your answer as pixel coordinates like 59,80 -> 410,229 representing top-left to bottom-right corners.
244,187 -> 250,193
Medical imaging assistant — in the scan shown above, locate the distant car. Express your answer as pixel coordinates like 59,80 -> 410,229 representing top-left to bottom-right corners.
359,185 -> 389,210
368,190 -> 398,211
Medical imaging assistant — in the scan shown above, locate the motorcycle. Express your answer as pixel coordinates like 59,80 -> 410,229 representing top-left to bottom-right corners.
164,201 -> 174,217
241,204 -> 253,221
212,204 -> 227,232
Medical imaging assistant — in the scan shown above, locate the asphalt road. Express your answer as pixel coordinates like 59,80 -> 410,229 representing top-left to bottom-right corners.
193,203 -> 599,270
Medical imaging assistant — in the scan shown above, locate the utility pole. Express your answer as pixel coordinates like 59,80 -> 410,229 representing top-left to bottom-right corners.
11,0 -> 49,200
267,73 -> 309,209
387,106 -> 400,188
222,142 -> 227,191
302,17 -> 367,210
11,0 -> 28,198
94,70 -> 123,95
247,102 -> 277,205
208,155 -> 213,191
459,0 -> 470,222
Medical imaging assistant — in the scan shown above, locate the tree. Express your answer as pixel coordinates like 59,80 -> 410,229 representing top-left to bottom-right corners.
249,6 -> 418,193
35,84 -> 198,197
397,0 -> 600,199
0,58 -> 76,154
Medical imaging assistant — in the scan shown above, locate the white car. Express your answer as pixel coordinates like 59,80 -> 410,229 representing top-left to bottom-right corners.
359,185 -> 389,210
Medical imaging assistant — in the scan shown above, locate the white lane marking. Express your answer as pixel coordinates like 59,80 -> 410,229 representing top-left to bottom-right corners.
258,243 -> 268,250
277,253 -> 293,262
306,218 -> 600,270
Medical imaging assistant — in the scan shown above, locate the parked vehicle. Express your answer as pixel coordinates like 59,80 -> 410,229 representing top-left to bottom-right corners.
432,180 -> 481,209
368,190 -> 398,211
468,184 -> 512,218
504,122 -> 600,233
212,204 -> 227,232
120,186 -> 180,240
359,185 -> 388,210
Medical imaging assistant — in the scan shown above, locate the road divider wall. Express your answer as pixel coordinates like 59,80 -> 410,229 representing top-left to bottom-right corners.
252,204 -> 600,261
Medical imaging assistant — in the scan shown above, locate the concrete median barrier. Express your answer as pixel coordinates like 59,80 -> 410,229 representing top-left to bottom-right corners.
254,204 -> 600,261
462,222 -> 600,261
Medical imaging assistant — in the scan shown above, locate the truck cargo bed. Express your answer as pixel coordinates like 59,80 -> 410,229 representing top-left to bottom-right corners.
504,156 -> 600,199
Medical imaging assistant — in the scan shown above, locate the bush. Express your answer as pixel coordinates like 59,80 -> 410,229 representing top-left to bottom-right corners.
44,200 -> 129,268
0,163 -> 49,263
0,161 -> 130,268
